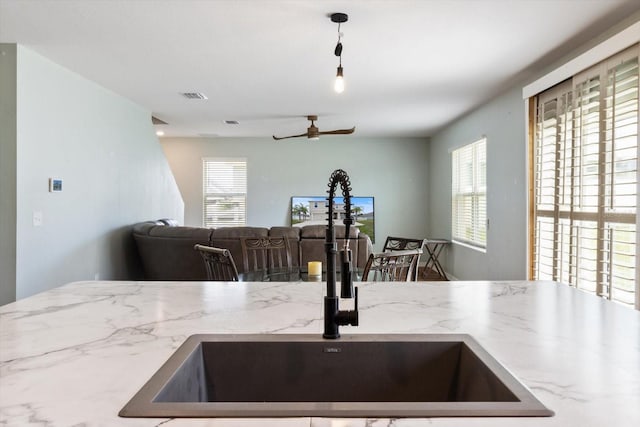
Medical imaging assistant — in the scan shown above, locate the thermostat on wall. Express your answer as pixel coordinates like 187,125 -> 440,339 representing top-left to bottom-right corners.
49,178 -> 63,192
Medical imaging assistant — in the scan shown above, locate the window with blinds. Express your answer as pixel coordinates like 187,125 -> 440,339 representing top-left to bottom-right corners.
532,45 -> 639,309
203,158 -> 247,228
452,138 -> 487,250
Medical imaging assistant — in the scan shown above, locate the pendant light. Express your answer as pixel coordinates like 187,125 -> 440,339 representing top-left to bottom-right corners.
331,13 -> 348,94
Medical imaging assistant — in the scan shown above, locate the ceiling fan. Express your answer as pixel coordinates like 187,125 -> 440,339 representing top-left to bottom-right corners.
272,115 -> 355,140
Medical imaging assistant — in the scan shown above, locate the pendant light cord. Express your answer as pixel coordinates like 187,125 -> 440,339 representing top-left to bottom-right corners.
337,22 -> 343,66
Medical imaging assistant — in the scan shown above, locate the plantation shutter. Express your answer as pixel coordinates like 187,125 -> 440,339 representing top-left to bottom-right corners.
532,45 -> 639,308
598,52 -> 639,305
532,81 -> 572,282
452,138 -> 487,249
203,158 -> 247,228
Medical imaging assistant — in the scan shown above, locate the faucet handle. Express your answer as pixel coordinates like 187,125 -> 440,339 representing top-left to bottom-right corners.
351,286 -> 359,326
334,286 -> 359,328
340,249 -> 354,298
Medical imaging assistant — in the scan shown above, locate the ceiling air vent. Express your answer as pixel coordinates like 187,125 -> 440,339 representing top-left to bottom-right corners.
151,116 -> 168,125
180,92 -> 208,100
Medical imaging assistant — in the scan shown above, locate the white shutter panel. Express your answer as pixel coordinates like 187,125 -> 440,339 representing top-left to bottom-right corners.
533,81 -> 573,282
601,54 -> 638,305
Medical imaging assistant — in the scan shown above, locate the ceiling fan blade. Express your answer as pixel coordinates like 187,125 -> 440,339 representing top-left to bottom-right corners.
272,132 -> 308,141
317,127 -> 356,135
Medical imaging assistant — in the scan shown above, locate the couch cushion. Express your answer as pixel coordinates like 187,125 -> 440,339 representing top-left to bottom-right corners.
211,227 -> 269,239
148,225 -> 212,240
300,224 -> 360,239
269,226 -> 301,239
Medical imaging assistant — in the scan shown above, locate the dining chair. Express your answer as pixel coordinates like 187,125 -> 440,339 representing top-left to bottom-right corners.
194,244 -> 240,281
240,236 -> 293,273
361,248 -> 423,282
382,236 -> 427,280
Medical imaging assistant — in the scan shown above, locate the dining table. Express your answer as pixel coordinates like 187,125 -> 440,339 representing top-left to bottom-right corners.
238,267 -> 363,282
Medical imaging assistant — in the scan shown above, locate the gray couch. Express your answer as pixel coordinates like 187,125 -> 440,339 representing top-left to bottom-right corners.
132,220 -> 374,280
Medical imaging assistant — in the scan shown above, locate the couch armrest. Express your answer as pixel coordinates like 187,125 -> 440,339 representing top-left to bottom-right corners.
132,223 -> 213,280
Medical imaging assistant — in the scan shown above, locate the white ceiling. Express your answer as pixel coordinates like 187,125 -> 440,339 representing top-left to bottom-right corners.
1,0 -> 638,138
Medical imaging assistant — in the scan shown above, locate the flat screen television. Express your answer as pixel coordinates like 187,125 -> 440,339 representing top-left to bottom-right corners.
290,196 -> 375,243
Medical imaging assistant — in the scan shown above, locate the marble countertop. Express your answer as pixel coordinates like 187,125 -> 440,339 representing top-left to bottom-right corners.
1,280 -> 639,426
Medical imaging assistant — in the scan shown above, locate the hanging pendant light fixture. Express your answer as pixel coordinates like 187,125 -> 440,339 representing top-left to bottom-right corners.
331,13 -> 348,94
334,65 -> 344,93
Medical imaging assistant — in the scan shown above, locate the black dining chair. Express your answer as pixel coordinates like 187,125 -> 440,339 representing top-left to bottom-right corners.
194,244 -> 240,281
382,236 -> 427,280
240,236 -> 292,273
361,249 -> 423,282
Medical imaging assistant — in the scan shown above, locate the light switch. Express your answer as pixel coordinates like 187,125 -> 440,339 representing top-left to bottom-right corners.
33,211 -> 43,227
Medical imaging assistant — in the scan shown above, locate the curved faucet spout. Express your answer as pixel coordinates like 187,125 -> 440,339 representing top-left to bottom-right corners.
323,169 -> 359,339
327,169 -> 353,241
326,169 -> 353,296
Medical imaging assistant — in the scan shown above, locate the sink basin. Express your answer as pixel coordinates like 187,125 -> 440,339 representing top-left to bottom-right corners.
119,334 -> 553,418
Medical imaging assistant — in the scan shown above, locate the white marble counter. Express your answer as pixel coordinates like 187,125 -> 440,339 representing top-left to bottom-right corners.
0,280 -> 639,426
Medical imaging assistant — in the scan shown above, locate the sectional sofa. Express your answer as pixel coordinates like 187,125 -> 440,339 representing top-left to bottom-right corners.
132,220 -> 374,280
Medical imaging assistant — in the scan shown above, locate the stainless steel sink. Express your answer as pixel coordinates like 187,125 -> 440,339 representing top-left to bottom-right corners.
119,334 -> 553,418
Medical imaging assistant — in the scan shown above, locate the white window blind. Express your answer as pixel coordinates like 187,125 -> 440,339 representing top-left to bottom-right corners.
533,45 -> 639,309
452,138 -> 487,249
203,158 -> 247,228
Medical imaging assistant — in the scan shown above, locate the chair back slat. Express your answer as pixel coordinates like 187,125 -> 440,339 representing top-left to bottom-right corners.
194,244 -> 240,281
240,237 -> 292,273
382,237 -> 427,280
362,249 -> 423,282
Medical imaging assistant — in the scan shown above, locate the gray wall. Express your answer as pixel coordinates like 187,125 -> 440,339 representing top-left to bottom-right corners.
5,45 -> 184,302
161,137 -> 430,251
0,44 -> 17,305
428,86 -> 528,280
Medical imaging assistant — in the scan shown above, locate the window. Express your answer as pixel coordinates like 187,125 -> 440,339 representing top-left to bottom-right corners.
532,45 -> 639,309
203,158 -> 247,228
452,138 -> 487,250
